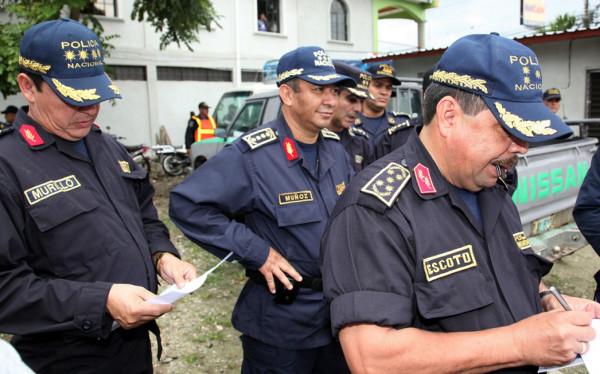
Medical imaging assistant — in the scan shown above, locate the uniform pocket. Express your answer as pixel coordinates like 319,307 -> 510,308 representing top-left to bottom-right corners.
275,200 -> 321,227
414,268 -> 494,319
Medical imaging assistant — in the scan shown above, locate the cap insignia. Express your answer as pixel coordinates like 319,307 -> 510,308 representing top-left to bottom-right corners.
19,125 -> 44,146
306,74 -> 340,81
278,68 -> 304,83
52,78 -> 100,102
432,70 -> 488,94
321,128 -> 340,140
283,138 -> 298,161
414,163 -> 437,194
388,120 -> 410,135
494,102 -> 556,137
360,162 -> 411,207
242,128 -> 278,150
19,56 -> 51,74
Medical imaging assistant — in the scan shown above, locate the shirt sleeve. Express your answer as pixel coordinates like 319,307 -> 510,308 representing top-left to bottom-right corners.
0,183 -> 113,339
169,144 -> 270,269
574,149 -> 600,255
321,204 -> 417,337
185,119 -> 196,149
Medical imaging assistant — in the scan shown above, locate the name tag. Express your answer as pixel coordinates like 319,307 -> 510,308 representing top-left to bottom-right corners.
24,175 -> 81,205
423,245 -> 477,282
278,191 -> 313,205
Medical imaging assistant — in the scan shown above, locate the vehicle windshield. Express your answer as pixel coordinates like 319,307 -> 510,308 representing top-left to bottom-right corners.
228,101 -> 266,138
388,87 -> 422,119
212,91 -> 252,129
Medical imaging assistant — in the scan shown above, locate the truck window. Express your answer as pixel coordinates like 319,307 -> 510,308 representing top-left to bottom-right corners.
213,91 -> 253,128
228,100 -> 266,138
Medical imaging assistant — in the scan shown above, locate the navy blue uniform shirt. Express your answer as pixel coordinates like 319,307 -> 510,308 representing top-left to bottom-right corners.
321,130 -> 552,373
170,113 -> 353,349
355,110 -> 411,152
338,126 -> 373,173
0,109 -> 178,372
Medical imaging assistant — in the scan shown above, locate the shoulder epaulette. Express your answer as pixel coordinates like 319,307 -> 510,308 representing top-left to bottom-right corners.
354,118 -> 362,125
0,127 -> 14,137
242,128 -> 278,150
387,120 -> 411,135
349,126 -> 369,139
392,111 -> 411,118
321,128 -> 340,141
360,162 -> 411,207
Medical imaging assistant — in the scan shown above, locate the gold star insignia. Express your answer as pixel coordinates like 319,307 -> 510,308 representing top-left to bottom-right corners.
78,50 -> 89,60
524,76 -> 530,84
64,50 -> 76,61
523,67 -> 530,74
535,70 -> 541,79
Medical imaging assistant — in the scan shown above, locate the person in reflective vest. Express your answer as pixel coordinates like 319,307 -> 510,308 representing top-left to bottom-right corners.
185,101 -> 217,150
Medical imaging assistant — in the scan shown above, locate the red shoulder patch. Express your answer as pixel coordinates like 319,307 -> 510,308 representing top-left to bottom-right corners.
19,125 -> 44,146
283,138 -> 298,161
414,163 -> 437,194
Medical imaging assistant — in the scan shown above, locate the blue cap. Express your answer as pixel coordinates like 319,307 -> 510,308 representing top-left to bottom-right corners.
19,18 -> 121,107
276,46 -> 356,87
333,61 -> 374,100
431,33 -> 572,142
366,63 -> 401,85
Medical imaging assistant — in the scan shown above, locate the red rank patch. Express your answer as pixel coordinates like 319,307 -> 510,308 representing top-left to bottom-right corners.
283,138 -> 298,161
19,125 -> 44,146
414,163 -> 437,194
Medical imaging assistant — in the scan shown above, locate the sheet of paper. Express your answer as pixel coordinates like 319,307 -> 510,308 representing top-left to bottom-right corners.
147,252 -> 233,305
539,318 -> 600,373
582,319 -> 600,374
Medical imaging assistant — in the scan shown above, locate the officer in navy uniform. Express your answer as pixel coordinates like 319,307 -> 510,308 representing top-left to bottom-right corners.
330,61 -> 374,173
1,105 -> 18,129
321,33 -> 600,373
354,63 -> 411,151
573,149 -> 600,302
0,19 -> 197,373
170,46 -> 354,374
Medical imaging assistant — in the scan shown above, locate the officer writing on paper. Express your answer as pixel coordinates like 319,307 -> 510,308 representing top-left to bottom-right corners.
321,33 -> 600,373
170,46 -> 355,373
0,19 -> 197,373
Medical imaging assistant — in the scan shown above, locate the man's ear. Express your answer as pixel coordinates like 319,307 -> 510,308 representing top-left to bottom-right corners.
436,95 -> 461,138
17,73 -> 37,103
279,84 -> 294,106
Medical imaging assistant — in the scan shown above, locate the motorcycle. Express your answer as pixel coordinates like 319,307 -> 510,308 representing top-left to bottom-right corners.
152,145 -> 191,176
105,126 -> 151,173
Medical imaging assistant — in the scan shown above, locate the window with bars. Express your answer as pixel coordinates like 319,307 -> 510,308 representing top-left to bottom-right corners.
330,0 -> 348,41
157,67 -> 232,82
242,70 -> 263,83
257,0 -> 281,33
588,70 -> 600,118
106,65 -> 147,81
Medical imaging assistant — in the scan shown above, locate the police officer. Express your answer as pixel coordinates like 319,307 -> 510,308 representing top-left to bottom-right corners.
170,46 -> 354,374
321,33 -> 600,373
185,101 -> 217,151
1,105 -> 18,129
354,62 -> 411,151
373,65 -> 436,160
573,149 -> 600,302
330,61 -> 373,172
0,18 -> 197,373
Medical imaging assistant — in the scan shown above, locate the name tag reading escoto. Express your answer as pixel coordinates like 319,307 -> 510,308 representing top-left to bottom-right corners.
423,245 -> 477,282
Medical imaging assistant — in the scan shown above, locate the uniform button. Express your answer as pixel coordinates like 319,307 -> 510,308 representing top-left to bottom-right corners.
81,321 -> 93,331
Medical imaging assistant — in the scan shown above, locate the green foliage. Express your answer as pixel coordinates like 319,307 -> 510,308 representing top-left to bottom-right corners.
0,0 -> 221,98
131,0 -> 222,51
548,13 -> 577,32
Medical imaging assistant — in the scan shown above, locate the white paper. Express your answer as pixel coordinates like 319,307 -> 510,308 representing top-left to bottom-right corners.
539,318 -> 600,373
147,252 -> 233,305
581,319 -> 600,374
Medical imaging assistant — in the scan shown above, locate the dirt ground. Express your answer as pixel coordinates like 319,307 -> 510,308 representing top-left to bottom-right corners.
2,163 -> 599,373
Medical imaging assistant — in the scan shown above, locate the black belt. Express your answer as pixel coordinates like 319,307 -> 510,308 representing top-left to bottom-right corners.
246,269 -> 323,291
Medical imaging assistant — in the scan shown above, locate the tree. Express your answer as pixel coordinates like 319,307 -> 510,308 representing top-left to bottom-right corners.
0,0 -> 221,98
547,13 -> 578,32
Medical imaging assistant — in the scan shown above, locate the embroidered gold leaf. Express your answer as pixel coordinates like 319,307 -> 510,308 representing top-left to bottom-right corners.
494,102 -> 556,137
432,70 -> 488,94
52,78 -> 100,102
278,68 -> 304,83
306,74 -> 340,81
107,74 -> 120,95
19,56 -> 51,74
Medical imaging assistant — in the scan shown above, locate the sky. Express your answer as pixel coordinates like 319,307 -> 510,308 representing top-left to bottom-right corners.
378,0 -> 600,53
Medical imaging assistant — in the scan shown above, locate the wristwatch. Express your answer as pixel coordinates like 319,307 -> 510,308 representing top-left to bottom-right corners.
539,290 -> 553,300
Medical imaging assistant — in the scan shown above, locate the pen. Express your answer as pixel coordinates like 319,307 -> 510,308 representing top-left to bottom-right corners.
549,286 -> 572,311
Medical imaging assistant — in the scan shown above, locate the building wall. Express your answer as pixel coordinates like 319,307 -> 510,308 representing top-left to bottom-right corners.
1,0 -> 374,145
390,35 -> 600,121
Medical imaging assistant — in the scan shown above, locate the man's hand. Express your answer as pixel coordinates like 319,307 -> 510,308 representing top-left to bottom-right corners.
542,293 -> 600,317
158,253 -> 198,289
258,247 -> 302,293
511,309 -> 596,367
106,284 -> 174,329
